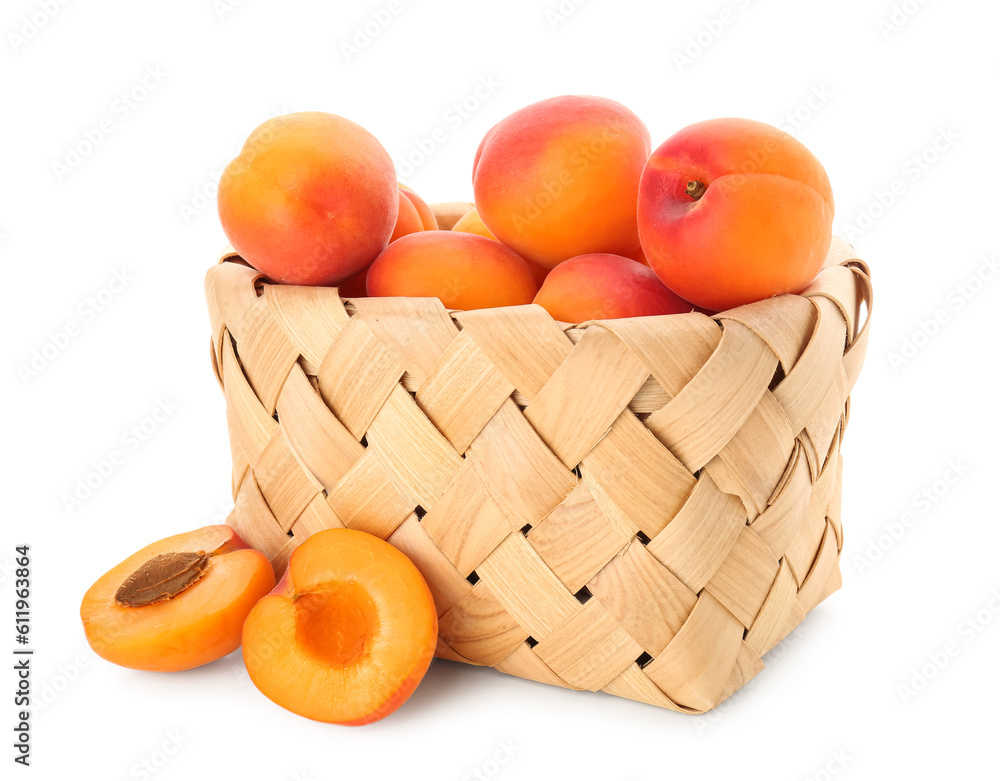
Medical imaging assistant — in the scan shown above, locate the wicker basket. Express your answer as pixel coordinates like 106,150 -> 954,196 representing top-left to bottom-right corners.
205,236 -> 872,714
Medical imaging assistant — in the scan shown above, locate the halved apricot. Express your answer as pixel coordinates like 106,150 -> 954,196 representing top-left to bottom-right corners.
80,526 -> 275,672
242,529 -> 437,725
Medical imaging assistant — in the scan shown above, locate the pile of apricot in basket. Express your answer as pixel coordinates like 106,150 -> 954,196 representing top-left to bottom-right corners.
82,94 -> 835,725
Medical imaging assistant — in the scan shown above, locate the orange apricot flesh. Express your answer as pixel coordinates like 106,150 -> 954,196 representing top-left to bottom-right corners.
242,529 -> 437,725
80,525 -> 275,672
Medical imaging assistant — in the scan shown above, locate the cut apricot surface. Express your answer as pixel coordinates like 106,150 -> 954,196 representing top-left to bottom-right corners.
80,525 -> 275,672
242,528 -> 437,725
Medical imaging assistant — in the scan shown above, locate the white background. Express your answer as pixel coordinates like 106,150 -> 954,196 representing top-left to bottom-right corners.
3,0 -> 998,778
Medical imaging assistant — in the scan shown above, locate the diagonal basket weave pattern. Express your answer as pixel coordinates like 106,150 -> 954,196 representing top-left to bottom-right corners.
205,237 -> 871,714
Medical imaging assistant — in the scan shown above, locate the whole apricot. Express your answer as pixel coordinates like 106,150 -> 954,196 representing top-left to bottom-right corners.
218,112 -> 398,286
473,95 -> 651,268
534,253 -> 692,323
367,230 -> 538,310
637,118 -> 834,310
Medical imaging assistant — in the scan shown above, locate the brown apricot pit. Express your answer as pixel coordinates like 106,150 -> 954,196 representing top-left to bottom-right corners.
114,551 -> 211,607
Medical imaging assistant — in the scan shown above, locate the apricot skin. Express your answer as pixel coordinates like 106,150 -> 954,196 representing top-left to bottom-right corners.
366,230 -> 538,310
218,112 -> 398,286
637,118 -> 834,311
451,207 -> 496,241
390,187 -> 425,243
534,253 -> 693,323
473,95 -> 651,268
452,208 -> 550,287
80,526 -> 275,672
399,184 -> 439,231
242,529 -> 437,726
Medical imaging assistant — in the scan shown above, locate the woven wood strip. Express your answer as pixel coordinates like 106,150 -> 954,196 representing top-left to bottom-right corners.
205,237 -> 872,714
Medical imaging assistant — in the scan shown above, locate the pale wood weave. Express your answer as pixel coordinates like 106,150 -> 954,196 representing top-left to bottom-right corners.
205,237 -> 872,713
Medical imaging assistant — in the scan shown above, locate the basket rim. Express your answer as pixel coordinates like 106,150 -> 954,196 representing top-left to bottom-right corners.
211,237 -> 872,341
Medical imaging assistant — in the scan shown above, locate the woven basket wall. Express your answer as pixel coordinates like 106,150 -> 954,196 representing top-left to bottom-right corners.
205,236 -> 872,714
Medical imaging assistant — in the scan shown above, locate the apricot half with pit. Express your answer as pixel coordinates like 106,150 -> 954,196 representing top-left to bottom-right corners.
80,525 -> 275,672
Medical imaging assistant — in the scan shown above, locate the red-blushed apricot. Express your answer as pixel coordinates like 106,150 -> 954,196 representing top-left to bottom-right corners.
80,526 -> 275,672
534,253 -> 693,323
638,117 -> 834,311
218,112 -> 398,286
399,184 -> 439,231
430,200 -> 475,231
241,529 -> 437,725
473,95 -> 651,268
452,207 -> 550,287
367,230 -> 538,310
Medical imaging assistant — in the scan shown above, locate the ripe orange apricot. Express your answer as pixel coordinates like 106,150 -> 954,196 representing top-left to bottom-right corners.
637,118 -> 834,311
473,95 -> 651,268
390,186 -> 426,243
80,526 -> 275,672
452,208 -> 550,287
218,112 -> 398,286
399,184 -> 439,231
366,230 -> 538,310
242,529 -> 437,725
534,253 -> 693,323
